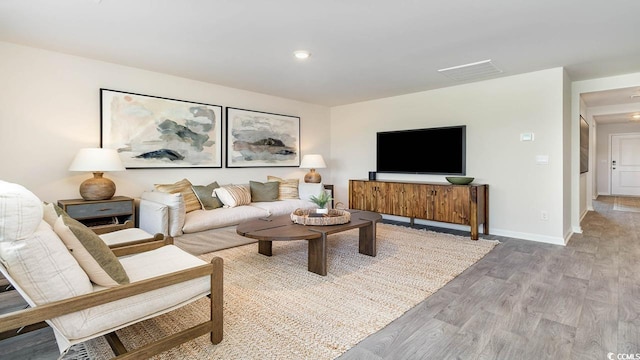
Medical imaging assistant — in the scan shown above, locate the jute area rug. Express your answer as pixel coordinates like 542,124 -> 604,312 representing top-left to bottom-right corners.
83,223 -> 498,359
613,196 -> 640,213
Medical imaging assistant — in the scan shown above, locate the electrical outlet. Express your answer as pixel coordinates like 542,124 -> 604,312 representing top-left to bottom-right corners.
540,211 -> 549,221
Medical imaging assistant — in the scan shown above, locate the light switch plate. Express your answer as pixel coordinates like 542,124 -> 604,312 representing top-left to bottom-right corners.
520,133 -> 534,141
536,155 -> 549,165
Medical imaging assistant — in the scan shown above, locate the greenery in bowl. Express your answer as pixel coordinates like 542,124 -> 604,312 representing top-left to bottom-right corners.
309,191 -> 333,208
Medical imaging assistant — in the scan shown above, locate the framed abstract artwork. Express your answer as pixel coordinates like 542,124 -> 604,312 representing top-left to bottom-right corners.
100,89 -> 223,168
226,107 -> 300,168
580,115 -> 589,173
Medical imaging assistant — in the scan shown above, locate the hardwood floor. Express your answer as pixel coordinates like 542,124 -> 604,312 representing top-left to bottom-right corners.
339,196 -> 638,359
0,196 -> 637,359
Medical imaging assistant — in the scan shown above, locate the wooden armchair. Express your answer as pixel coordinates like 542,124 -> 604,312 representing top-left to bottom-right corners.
0,181 -> 223,358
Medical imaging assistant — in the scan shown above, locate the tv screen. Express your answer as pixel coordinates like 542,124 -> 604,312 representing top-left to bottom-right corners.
376,125 -> 466,175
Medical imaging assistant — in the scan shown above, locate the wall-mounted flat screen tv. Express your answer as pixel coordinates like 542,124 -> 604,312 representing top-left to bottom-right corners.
376,125 -> 466,175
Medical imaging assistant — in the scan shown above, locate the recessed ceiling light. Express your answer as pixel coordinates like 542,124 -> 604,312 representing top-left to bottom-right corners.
633,114 -> 640,120
293,50 -> 311,60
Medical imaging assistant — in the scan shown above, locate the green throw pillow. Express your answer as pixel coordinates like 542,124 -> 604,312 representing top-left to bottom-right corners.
53,215 -> 129,287
192,182 -> 223,210
250,181 -> 280,202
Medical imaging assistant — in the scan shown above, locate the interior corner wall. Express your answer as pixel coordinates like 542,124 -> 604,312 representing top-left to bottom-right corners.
0,41 -> 331,202
329,68 -> 567,244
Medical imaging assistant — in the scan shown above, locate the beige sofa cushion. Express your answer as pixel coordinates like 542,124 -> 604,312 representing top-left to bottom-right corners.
183,206 -> 269,233
251,199 -> 317,217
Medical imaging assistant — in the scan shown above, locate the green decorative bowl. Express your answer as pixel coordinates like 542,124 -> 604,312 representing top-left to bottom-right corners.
445,176 -> 474,185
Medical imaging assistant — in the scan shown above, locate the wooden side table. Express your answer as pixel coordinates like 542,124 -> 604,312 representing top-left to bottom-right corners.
57,196 -> 135,234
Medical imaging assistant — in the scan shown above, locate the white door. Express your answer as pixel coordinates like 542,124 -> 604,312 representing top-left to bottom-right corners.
611,134 -> 640,196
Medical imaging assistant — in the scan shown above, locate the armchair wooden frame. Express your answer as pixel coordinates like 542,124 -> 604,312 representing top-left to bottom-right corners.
0,240 -> 223,359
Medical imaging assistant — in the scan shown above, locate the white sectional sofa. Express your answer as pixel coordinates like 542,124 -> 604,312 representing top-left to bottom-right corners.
138,182 -> 326,254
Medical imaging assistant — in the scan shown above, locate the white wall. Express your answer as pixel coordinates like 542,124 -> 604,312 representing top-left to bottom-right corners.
563,69 -> 573,239
595,123 -> 640,195
0,42 -> 331,203
330,68 -> 567,244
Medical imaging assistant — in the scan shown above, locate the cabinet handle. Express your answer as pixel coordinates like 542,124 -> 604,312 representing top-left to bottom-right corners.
98,208 -> 112,212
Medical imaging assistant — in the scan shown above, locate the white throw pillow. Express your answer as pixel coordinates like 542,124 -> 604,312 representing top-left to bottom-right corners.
0,221 -> 92,315
141,191 -> 186,237
214,185 -> 251,208
0,181 -> 43,242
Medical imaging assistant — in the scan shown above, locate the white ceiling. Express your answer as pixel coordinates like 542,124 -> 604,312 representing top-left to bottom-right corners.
582,86 -> 640,124
1,0 -> 640,107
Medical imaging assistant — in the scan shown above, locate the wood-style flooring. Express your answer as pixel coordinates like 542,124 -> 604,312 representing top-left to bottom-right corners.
339,196 -> 638,359
0,196 -> 637,359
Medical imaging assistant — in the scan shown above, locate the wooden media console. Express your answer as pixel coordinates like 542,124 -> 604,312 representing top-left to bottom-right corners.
349,180 -> 489,240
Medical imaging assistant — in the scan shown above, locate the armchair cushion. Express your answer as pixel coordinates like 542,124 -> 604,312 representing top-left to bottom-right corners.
66,245 -> 210,341
54,216 -> 129,287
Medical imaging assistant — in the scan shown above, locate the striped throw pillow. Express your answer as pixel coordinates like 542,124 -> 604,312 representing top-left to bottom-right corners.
214,185 -> 252,208
267,176 -> 299,200
155,178 -> 202,213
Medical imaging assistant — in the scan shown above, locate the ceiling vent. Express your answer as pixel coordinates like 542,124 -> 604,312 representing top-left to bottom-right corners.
438,60 -> 503,81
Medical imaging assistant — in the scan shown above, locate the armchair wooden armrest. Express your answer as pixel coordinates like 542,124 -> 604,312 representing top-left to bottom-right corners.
0,257 -> 223,358
109,234 -> 173,257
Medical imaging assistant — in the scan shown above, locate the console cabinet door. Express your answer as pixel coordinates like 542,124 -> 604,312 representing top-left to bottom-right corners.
349,180 -> 368,210
404,183 -> 429,219
431,185 -> 470,225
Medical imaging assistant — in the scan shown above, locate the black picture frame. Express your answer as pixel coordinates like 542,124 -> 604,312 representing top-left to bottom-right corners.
100,89 -> 223,168
580,116 -> 589,174
225,107 -> 300,168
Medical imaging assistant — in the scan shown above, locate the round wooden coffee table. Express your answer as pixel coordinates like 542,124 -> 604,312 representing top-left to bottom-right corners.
236,210 -> 381,276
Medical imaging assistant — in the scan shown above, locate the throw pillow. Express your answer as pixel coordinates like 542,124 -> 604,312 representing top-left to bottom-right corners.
0,181 -> 43,242
267,176 -> 300,200
54,215 -> 130,287
154,178 -> 201,213
214,185 -> 251,208
42,202 -> 67,228
192,182 -> 223,210
249,181 -> 279,202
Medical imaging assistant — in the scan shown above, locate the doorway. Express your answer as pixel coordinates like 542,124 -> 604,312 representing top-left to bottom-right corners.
611,133 -> 640,196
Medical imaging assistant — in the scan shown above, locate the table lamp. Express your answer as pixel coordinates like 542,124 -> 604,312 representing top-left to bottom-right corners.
69,148 -> 125,200
300,154 -> 326,183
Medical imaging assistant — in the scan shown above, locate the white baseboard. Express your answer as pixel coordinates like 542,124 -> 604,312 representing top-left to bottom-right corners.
489,228 -> 566,245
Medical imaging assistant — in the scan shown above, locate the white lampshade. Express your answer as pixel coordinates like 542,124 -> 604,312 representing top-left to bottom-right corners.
299,154 -> 326,169
69,148 -> 125,172
69,148 -> 124,201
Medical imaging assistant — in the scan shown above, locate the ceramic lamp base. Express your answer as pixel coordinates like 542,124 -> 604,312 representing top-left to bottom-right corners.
79,172 -> 116,201
304,169 -> 322,183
